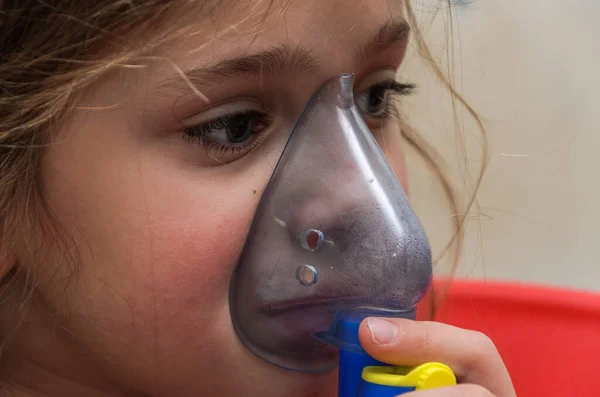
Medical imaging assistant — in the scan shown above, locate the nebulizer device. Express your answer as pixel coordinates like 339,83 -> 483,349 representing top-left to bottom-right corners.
230,74 -> 456,396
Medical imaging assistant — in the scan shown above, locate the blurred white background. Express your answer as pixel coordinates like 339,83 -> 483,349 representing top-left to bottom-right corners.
401,0 -> 600,291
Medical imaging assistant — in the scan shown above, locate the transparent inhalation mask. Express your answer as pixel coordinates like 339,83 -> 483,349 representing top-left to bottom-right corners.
229,74 -> 432,372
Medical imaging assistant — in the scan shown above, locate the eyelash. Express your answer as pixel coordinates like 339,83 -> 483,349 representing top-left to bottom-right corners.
361,81 -> 415,119
182,80 -> 414,157
183,110 -> 272,157
384,81 -> 415,96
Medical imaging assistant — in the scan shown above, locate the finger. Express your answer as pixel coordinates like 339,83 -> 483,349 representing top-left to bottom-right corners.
402,384 -> 496,397
358,318 -> 515,397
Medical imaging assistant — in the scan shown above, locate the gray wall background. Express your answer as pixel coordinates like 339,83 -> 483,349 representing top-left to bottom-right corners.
401,0 -> 600,291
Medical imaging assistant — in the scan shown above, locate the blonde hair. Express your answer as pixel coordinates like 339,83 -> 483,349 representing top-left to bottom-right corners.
0,0 -> 486,354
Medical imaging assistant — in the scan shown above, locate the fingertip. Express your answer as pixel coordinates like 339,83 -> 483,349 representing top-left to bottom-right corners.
357,318 -> 373,351
358,317 -> 424,365
358,317 -> 404,349
358,317 -> 371,340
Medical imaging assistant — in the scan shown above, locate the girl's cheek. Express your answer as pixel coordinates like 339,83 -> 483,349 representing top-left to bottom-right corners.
139,175 -> 263,313
148,208 -> 253,302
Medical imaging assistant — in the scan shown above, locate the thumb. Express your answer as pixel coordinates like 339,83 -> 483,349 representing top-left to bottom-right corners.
358,318 -> 515,397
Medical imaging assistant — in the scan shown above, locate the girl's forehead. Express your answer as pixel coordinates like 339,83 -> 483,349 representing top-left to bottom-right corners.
162,0 -> 402,50
151,0 -> 407,82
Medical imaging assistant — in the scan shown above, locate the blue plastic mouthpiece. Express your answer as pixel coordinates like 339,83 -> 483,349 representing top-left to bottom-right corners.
316,310 -> 416,397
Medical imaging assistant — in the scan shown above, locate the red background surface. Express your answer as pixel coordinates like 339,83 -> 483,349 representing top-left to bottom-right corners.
418,279 -> 600,396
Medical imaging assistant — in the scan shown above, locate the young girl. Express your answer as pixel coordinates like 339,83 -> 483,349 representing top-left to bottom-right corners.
0,1 -> 515,396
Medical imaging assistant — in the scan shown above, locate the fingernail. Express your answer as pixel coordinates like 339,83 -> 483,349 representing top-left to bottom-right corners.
367,318 -> 397,345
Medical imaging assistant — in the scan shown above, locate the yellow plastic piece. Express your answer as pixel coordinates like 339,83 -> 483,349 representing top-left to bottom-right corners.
362,363 -> 457,390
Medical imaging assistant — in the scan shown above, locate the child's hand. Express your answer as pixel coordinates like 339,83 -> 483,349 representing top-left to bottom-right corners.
359,318 -> 516,397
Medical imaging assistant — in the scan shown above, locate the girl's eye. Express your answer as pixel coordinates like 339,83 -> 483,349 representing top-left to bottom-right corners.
197,110 -> 265,145
182,80 -> 414,165
357,85 -> 389,117
355,81 -> 415,121
183,109 -> 271,163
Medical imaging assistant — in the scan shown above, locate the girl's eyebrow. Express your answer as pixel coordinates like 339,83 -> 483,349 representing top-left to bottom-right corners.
190,44 -> 321,80
160,18 -> 410,90
159,44 -> 320,91
354,18 -> 411,61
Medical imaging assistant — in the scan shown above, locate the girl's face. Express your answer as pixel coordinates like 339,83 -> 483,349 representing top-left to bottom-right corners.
18,0 -> 411,396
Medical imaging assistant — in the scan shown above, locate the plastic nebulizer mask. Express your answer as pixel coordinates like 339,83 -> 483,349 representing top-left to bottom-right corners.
229,74 -> 433,374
